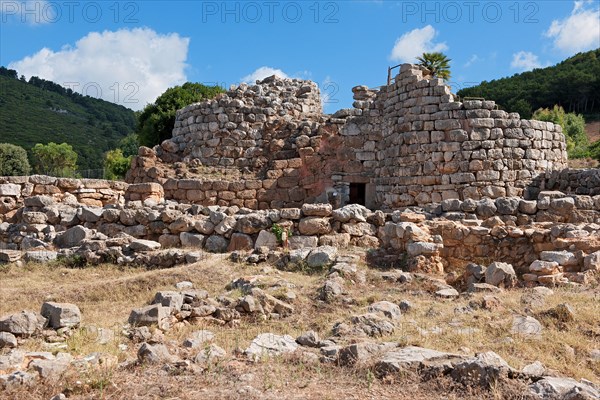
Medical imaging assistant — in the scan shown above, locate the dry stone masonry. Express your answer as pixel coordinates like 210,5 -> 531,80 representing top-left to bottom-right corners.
127,64 -> 568,210
1,63 -> 599,287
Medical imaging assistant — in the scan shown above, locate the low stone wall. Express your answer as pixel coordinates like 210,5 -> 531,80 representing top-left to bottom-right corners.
1,192 -> 598,282
541,168 -> 600,196
0,175 -> 128,216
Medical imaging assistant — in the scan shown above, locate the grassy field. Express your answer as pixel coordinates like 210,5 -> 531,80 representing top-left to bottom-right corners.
0,252 -> 598,399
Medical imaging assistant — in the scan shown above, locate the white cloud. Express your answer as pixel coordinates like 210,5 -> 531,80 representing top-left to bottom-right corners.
464,54 -> 481,68
241,66 -> 289,83
510,51 -> 543,71
545,1 -> 600,53
389,25 -> 448,63
8,28 -> 190,110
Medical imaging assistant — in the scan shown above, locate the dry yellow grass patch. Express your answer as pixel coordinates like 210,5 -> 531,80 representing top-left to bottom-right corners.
0,252 -> 598,399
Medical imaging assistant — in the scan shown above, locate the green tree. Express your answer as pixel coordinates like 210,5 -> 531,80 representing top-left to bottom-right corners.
104,149 -> 132,180
30,142 -> 78,177
509,99 -> 533,119
118,134 -> 139,157
533,105 -> 588,158
589,139 -> 600,162
137,82 -> 225,147
416,52 -> 451,80
0,143 -> 31,176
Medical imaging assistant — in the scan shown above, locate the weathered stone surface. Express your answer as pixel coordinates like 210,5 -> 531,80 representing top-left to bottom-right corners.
180,232 -> 206,248
367,301 -> 401,320
0,332 -> 17,349
153,291 -> 184,312
529,376 -> 599,399
204,235 -> 229,253
128,304 -> 169,327
451,351 -> 512,388
137,342 -> 172,364
301,203 -> 332,217
55,226 -> 92,248
351,313 -> 395,337
298,217 -> 331,235
512,315 -> 543,338
540,251 -> 578,266
332,204 -> 371,222
0,311 -> 45,337
183,330 -> 214,348
375,346 -> 460,375
583,251 -> 600,271
40,302 -> 81,329
245,333 -> 298,360
194,343 -> 226,364
254,230 -> 278,250
129,239 -> 161,252
407,242 -> 441,256
227,233 -> 253,251
296,331 -> 320,348
485,262 -> 517,288
306,246 -> 337,268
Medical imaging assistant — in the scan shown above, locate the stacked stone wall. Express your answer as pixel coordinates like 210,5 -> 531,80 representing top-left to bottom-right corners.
126,64 -> 569,210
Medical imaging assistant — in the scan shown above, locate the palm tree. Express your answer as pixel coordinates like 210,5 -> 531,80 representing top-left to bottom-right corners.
416,52 -> 451,80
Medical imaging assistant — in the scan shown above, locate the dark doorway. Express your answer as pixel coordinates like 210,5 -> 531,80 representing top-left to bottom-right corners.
349,183 -> 366,206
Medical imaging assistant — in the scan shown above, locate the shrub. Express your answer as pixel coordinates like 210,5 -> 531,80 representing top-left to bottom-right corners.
0,143 -> 31,176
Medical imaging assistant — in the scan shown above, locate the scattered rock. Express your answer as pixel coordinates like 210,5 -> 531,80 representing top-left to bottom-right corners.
296,331 -> 320,348
40,302 -> 81,329
512,315 -> 543,338
128,304 -> 169,327
367,301 -> 402,320
137,342 -> 172,364
0,311 -> 45,337
0,332 -> 17,348
193,343 -> 226,364
245,333 -> 298,360
485,262 -> 517,288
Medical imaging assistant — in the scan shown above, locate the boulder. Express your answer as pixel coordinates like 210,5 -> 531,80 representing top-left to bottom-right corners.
298,217 -> 331,235
485,262 -> 517,288
128,304 -> 169,327
194,343 -> 226,364
0,332 -> 17,349
306,246 -> 337,268
301,203 -> 332,217
204,235 -> 229,253
367,301 -> 402,320
351,313 -> 395,337
254,230 -> 279,250
332,204 -> 371,222
137,342 -> 172,364
183,330 -> 215,348
180,232 -> 205,248
245,333 -> 298,360
0,311 -> 45,337
152,291 -> 184,313
451,351 -> 513,388
583,251 -> 600,271
40,302 -> 81,329
296,331 -> 320,348
529,376 -> 599,399
375,346 -> 461,375
512,315 -> 543,338
540,251 -> 578,267
227,233 -> 253,251
129,239 -> 161,252
55,226 -> 92,248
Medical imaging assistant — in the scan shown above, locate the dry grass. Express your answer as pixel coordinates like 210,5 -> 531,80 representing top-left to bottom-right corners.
0,252 -> 598,399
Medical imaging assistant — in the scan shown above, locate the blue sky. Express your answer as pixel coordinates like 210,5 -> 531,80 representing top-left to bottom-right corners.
1,1 -> 599,112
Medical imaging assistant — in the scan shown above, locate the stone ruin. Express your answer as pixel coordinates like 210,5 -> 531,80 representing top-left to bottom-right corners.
0,64 -> 599,287
127,64 -> 570,209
